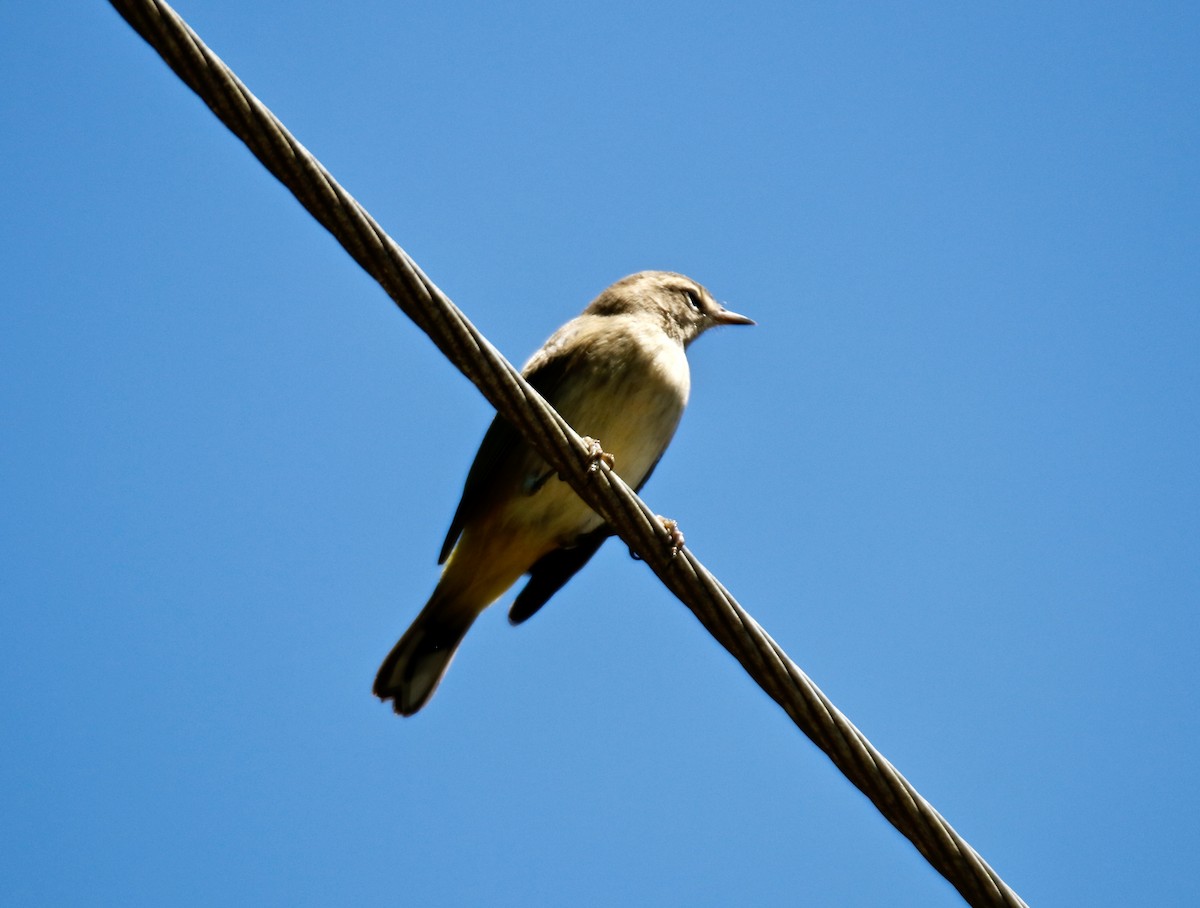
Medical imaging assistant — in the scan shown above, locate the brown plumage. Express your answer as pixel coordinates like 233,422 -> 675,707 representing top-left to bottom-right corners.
373,271 -> 753,715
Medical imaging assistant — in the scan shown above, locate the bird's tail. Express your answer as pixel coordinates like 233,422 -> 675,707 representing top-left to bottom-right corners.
373,594 -> 478,716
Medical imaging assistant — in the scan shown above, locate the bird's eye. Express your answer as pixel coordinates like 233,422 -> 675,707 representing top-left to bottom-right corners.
684,290 -> 702,312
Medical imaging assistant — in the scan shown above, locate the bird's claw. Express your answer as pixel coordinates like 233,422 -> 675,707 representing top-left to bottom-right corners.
580,436 -> 615,474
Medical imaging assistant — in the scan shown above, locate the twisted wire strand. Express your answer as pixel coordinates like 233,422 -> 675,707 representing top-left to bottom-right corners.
106,2 -> 1028,905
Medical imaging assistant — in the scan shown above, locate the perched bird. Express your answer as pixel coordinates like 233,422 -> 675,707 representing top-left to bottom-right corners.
373,270 -> 753,715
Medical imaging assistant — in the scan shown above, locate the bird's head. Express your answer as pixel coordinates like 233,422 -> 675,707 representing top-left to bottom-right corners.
585,271 -> 754,346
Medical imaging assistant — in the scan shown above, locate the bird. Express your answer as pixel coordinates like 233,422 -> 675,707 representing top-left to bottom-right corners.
373,270 -> 753,715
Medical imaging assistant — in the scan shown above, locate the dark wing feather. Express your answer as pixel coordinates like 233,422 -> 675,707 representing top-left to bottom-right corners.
507,525 -> 612,625
437,414 -> 518,563
437,353 -> 573,564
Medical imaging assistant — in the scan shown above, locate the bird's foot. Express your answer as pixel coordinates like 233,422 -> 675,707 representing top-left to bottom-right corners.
628,515 -> 685,561
580,436 -> 615,474
658,516 -> 685,557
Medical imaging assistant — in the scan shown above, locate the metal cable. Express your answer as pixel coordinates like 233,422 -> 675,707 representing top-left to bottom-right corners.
106,2 -> 1029,905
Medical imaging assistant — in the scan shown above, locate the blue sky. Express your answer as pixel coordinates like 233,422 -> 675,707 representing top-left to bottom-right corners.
3,2 -> 1197,905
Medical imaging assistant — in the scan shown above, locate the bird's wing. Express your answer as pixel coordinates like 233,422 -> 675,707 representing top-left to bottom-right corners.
507,524 -> 612,625
437,413 -> 516,563
437,353 -> 573,564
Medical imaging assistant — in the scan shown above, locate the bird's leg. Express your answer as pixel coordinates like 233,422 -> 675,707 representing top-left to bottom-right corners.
579,436 -> 616,474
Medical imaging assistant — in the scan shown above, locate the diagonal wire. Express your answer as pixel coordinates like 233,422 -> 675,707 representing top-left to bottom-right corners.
105,2 -> 1029,905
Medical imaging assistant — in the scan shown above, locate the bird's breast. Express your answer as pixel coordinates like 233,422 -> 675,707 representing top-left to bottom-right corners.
556,326 -> 690,486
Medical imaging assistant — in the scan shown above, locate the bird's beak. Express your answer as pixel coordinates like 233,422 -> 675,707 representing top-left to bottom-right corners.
710,305 -> 755,326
